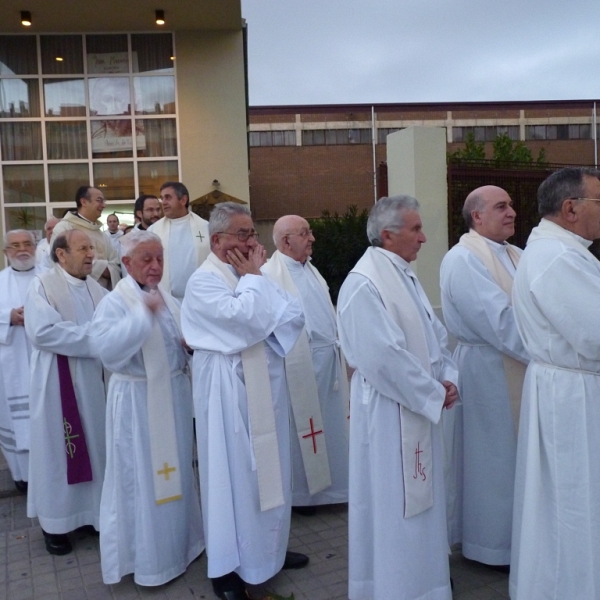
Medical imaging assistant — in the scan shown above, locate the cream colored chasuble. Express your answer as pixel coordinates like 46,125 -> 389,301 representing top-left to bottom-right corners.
458,229 -> 526,431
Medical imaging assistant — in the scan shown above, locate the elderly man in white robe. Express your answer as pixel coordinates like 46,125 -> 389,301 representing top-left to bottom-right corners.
148,181 -> 210,300
36,217 -> 60,268
440,186 -> 528,567
263,215 -> 349,513
0,230 -> 43,493
92,229 -> 205,586
511,167 -> 600,600
25,230 -> 107,556
337,195 -> 459,600
181,202 -> 307,600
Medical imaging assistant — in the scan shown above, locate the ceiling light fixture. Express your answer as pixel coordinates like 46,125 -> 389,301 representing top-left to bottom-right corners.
155,10 -> 165,25
55,57 -> 64,62
21,11 -> 32,27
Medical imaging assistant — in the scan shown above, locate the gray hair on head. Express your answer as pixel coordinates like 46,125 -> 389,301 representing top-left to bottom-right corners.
120,229 -> 162,257
462,191 -> 487,229
4,229 -> 36,249
209,202 -> 251,240
538,167 -> 600,217
366,195 -> 420,247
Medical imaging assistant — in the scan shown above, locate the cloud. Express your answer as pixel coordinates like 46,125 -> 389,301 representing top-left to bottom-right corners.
242,0 -> 600,105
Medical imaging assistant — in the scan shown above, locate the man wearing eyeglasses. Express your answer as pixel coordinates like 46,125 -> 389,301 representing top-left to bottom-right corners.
440,186 -> 529,569
510,167 -> 600,599
263,215 -> 349,515
148,181 -> 209,301
181,203 -> 308,600
0,230 -> 42,494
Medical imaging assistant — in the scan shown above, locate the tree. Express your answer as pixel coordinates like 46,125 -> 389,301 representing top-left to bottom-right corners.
449,132 -> 485,161
308,205 -> 370,304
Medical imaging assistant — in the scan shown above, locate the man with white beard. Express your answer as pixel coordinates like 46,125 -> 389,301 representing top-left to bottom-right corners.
92,230 -> 205,586
0,230 -> 42,493
25,230 -> 107,556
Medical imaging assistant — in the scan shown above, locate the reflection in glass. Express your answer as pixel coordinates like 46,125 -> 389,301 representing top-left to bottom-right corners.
0,79 -> 40,117
136,119 -> 177,157
0,36 -> 38,75
89,77 -> 131,116
44,78 -> 85,117
41,35 -> 84,75
131,34 -> 174,73
3,165 -> 45,204
138,160 -> 178,197
5,206 -> 47,232
49,163 -> 90,203
91,120 -> 135,158
93,162 -> 135,200
0,122 -> 42,160
86,34 -> 129,74
134,76 -> 175,114
46,122 -> 88,160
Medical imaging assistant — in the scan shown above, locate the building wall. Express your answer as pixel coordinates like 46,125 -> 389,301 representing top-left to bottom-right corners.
176,30 -> 249,203
249,101 -> 600,220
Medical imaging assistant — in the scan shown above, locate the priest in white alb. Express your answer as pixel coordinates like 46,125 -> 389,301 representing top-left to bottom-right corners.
511,167 -> 600,600
181,202 -> 307,600
92,229 -> 204,586
440,185 -> 528,566
0,230 -> 43,493
36,217 -> 60,268
148,181 -> 210,300
51,186 -> 121,289
337,195 -> 458,600
263,215 -> 349,510
25,230 -> 107,557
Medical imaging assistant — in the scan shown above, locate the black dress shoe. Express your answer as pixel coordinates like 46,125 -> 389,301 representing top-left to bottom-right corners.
282,551 -> 309,570
292,506 -> 317,516
42,530 -> 72,556
14,480 -> 27,494
75,524 -> 99,536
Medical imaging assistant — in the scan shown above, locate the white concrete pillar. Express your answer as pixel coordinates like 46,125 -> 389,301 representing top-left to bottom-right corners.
386,126 -> 448,309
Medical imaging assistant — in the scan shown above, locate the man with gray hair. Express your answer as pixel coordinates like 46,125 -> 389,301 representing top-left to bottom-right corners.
149,181 -> 210,300
263,215 -> 349,513
92,229 -> 204,585
25,230 -> 107,556
36,217 -> 60,268
440,185 -> 528,568
337,195 -> 458,600
0,230 -> 41,493
510,167 -> 600,599
181,202 -> 307,600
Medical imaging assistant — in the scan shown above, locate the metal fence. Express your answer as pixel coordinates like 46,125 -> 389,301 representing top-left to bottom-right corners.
447,159 -> 582,249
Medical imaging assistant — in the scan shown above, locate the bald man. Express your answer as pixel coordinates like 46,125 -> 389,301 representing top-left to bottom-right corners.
263,215 -> 349,512
36,217 -> 60,268
440,186 -> 529,567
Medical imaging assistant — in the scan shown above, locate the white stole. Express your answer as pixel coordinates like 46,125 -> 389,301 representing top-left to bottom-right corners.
201,252 -> 285,511
352,247 -> 434,518
150,212 -> 210,294
114,277 -> 184,505
263,251 -> 332,495
3,268 -> 38,451
458,229 -> 526,431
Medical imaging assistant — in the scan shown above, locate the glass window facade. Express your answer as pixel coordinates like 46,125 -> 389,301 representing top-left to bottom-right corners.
0,33 -> 179,235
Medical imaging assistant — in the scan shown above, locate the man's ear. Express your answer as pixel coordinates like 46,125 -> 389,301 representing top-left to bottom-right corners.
562,199 -> 579,223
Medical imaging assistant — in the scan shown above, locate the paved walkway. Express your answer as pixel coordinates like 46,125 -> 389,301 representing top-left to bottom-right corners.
0,454 -> 509,600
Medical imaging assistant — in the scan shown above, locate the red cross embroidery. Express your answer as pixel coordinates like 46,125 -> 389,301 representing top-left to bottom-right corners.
302,417 -> 323,454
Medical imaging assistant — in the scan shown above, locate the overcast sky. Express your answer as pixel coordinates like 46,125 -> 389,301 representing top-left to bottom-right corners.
242,0 -> 600,107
